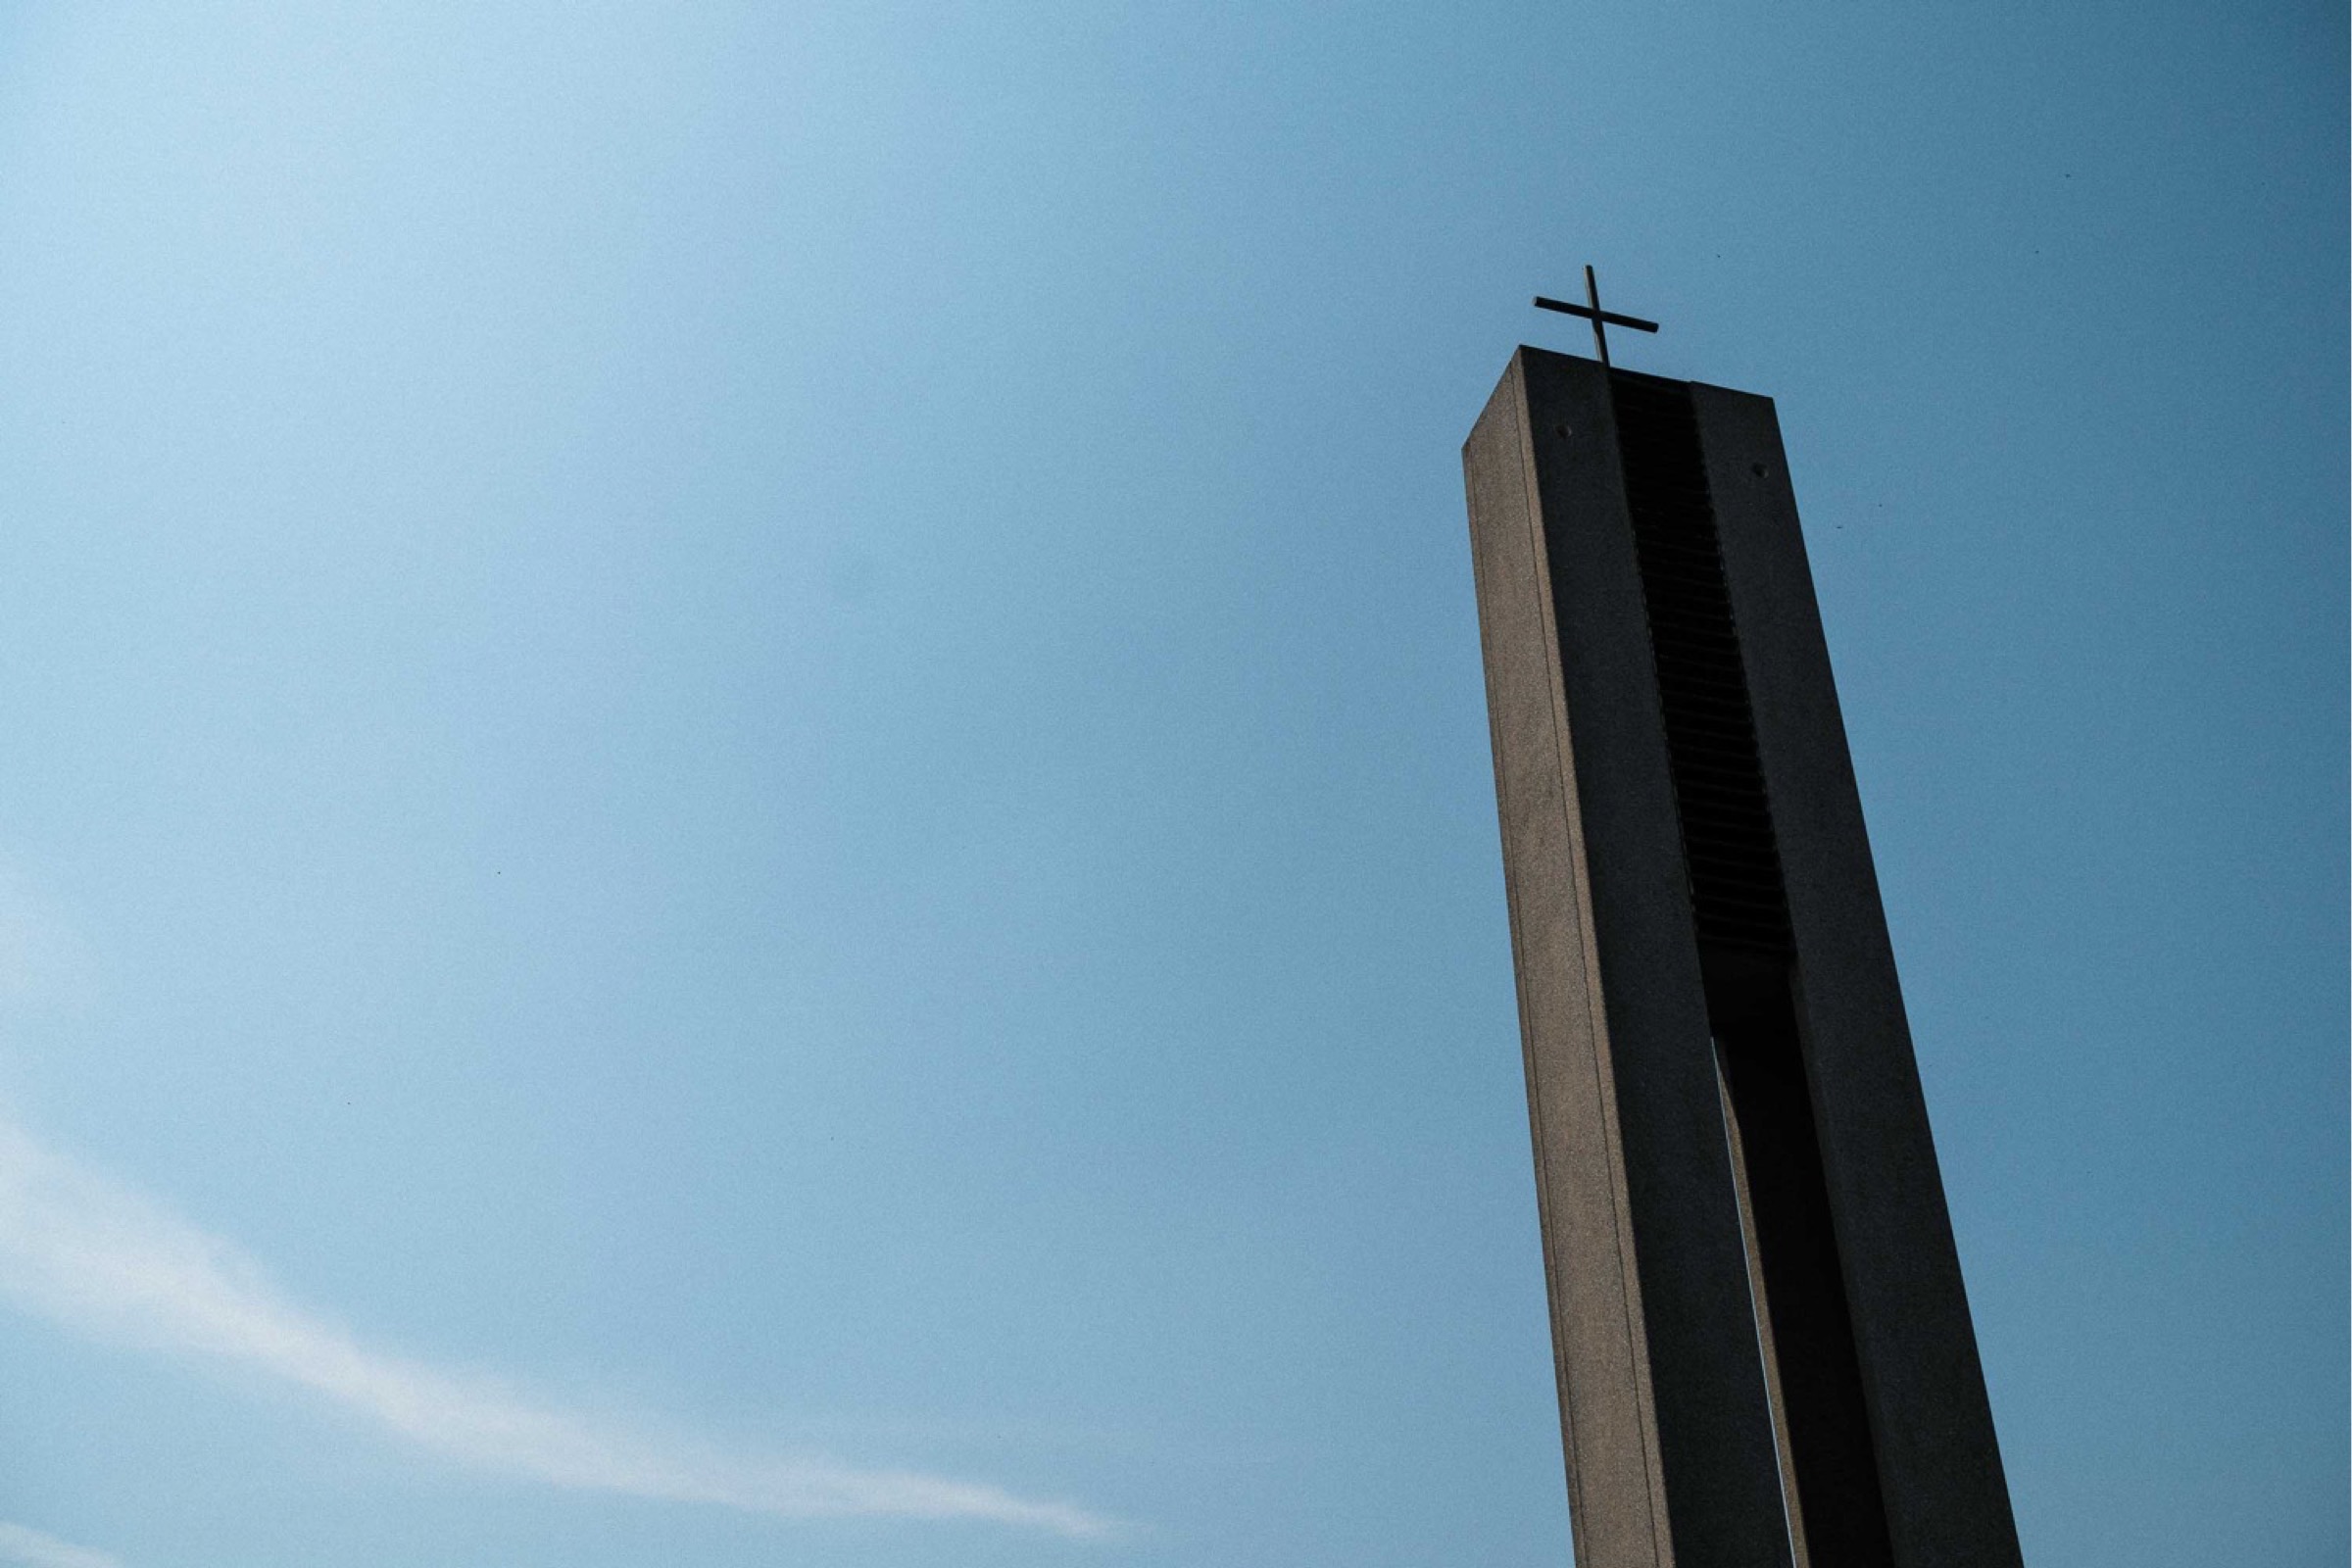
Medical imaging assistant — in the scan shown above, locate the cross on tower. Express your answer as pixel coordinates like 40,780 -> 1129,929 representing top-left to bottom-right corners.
1535,265 -> 1659,369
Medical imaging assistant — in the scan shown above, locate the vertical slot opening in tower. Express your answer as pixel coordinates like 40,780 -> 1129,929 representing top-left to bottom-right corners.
1611,370 -> 1897,1568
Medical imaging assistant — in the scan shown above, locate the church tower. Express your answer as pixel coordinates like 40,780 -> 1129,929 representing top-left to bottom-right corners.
1461,306 -> 2024,1568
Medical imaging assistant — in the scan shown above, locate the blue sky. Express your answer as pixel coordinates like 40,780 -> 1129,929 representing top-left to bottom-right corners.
0,3 -> 2342,1565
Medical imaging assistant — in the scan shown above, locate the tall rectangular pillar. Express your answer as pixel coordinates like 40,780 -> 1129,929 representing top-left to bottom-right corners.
1462,347 -> 2022,1568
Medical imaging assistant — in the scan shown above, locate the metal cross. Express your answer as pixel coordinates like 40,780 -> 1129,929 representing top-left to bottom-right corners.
1534,266 -> 1659,369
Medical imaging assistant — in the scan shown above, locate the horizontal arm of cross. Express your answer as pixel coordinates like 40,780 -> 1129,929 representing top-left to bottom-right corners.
1532,295 -> 1660,334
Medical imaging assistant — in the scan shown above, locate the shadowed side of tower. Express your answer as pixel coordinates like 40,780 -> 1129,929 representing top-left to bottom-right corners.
1461,347 -> 2023,1568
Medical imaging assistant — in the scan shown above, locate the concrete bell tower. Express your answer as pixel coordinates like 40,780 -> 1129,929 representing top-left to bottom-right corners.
1462,335 -> 2023,1568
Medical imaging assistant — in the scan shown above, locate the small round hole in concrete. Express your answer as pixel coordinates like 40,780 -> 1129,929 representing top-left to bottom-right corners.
1750,463 -> 1767,477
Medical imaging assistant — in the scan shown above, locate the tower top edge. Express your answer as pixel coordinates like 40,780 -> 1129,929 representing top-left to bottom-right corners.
1502,344 -> 1777,410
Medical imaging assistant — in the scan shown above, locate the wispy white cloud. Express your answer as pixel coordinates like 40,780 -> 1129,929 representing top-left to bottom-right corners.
0,1522 -> 123,1568
0,1117 -> 1110,1539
